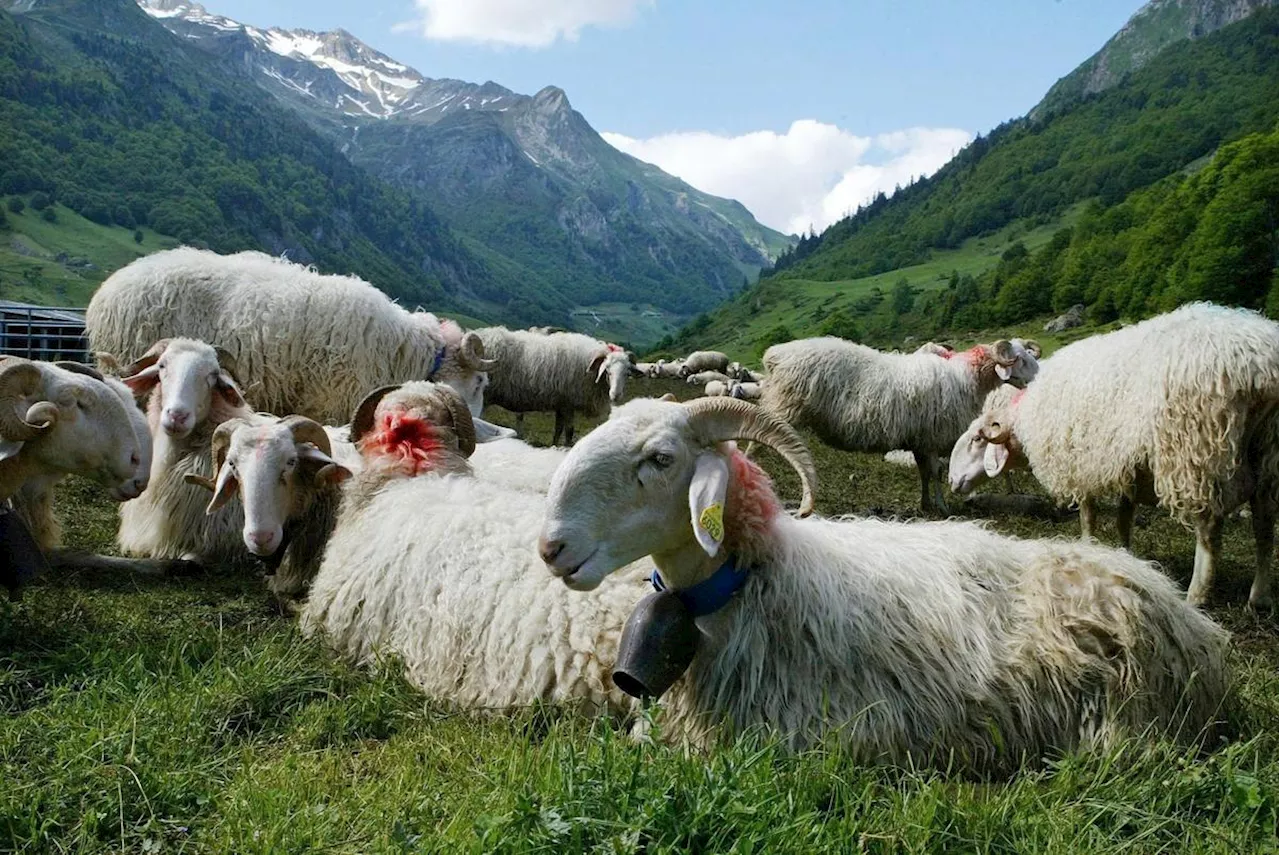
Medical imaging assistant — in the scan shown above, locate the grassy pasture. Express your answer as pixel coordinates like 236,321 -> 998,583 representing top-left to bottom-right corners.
1,376 -> 1275,853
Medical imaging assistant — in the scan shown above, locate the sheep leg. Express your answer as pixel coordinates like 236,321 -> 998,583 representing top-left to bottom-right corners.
1116,495 -> 1135,550
1079,499 -> 1097,540
1248,491 -> 1277,611
552,410 -> 566,446
913,452 -> 947,516
563,410 -> 577,446
1186,513 -> 1223,608
514,412 -> 526,439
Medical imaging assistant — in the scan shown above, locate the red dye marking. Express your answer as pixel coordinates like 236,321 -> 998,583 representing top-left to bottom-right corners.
960,344 -> 988,364
1011,388 -> 1027,406
937,348 -> 956,360
726,449 -> 781,538
357,408 -> 445,476
605,343 -> 622,353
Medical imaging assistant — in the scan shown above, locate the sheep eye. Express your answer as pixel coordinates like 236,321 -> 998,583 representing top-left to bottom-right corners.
650,452 -> 674,469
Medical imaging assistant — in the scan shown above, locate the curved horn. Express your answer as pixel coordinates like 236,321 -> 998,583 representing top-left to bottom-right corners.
436,385 -> 477,458
350,385 -> 402,443
123,339 -> 171,377
682,397 -> 817,517
212,346 -> 240,382
1021,339 -> 1042,359
456,332 -> 498,371
54,361 -> 105,383
992,339 -> 1017,367
978,419 -> 1012,445
209,418 -> 248,476
0,360 -> 54,441
282,415 -> 332,457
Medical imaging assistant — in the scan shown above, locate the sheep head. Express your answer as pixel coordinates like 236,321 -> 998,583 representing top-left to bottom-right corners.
349,381 -> 478,476
0,359 -> 144,500
947,386 -> 1027,494
121,338 -> 244,438
991,338 -> 1040,386
540,396 -> 817,592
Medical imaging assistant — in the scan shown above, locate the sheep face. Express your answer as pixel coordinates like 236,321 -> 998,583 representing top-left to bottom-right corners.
995,339 -> 1041,386
204,419 -> 350,557
0,361 -> 144,499
102,376 -> 152,500
591,350 -> 631,405
124,339 -> 243,438
947,425 -> 990,495
542,400 -> 704,591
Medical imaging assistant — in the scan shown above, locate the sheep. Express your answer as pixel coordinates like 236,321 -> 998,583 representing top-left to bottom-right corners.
85,247 -> 497,424
652,360 -> 685,379
704,380 -> 730,397
948,303 -> 1279,609
113,337 -> 260,567
474,328 -> 631,445
679,351 -> 730,377
759,336 -> 1040,514
470,437 -> 569,495
0,358 -> 148,596
300,383 -> 653,720
634,362 -> 658,378
685,370 -> 732,387
728,381 -> 761,401
537,396 -> 1228,771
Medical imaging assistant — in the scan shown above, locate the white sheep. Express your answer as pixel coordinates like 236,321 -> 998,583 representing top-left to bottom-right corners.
85,247 -> 497,424
703,380 -> 730,398
728,381 -> 761,401
475,328 -> 630,445
114,338 -> 260,567
300,384 -> 652,720
679,351 -> 730,377
538,397 -> 1228,771
652,361 -> 685,379
949,303 -> 1279,608
760,336 -> 1039,514
685,370 -> 732,387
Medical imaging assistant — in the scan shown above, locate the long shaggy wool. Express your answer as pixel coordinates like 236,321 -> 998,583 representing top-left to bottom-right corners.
760,337 -> 1011,456
1001,303 -> 1278,524
85,247 -> 469,424
469,437 -> 568,494
301,478 -> 650,719
664,449 -> 1230,771
475,328 -> 613,418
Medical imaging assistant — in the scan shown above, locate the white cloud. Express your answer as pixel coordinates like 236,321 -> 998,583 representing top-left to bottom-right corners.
602,121 -> 972,236
396,0 -> 652,47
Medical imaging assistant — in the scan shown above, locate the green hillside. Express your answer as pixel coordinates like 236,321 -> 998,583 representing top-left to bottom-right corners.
668,7 -> 1278,360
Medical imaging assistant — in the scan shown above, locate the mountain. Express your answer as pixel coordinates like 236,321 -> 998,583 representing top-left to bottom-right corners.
658,3 -> 1277,359
138,1 -> 792,342
1033,0 -> 1274,118
0,0 -> 540,321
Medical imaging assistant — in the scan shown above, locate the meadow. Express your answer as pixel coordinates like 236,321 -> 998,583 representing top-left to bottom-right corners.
0,376 -> 1275,853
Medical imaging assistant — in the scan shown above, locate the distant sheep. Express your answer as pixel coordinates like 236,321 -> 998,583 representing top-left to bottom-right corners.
539,397 -> 1228,770
685,370 -> 732,387
949,303 -> 1279,608
760,336 -> 1039,514
476,328 -> 630,445
85,247 -> 496,424
679,351 -> 730,377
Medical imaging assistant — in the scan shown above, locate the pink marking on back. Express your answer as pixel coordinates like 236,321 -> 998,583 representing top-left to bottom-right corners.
357,408 -> 446,476
1011,388 -> 1027,406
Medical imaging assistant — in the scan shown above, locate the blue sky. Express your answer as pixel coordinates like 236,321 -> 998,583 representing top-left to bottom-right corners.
193,0 -> 1144,234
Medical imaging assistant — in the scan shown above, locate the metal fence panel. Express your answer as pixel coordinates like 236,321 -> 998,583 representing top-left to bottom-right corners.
0,305 -> 90,363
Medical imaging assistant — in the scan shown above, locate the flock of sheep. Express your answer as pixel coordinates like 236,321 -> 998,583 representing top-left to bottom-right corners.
1,245 -> 1274,776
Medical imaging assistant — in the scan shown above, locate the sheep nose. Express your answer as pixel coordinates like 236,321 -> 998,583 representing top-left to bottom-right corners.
248,530 -> 275,549
537,537 -> 565,565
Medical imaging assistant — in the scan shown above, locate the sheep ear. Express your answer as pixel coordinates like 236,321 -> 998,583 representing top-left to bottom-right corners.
122,365 -> 160,395
983,442 -> 1010,478
688,451 -> 730,557
206,464 -> 239,514
314,463 -> 352,486
994,363 -> 1012,381
215,373 -> 245,407
0,438 -> 23,462
589,354 -> 607,382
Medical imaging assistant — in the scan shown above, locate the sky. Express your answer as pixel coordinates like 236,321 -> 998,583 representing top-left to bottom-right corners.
195,0 -> 1143,235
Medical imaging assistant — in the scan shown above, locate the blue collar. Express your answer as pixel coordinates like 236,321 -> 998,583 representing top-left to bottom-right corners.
651,555 -> 749,618
427,345 -> 446,379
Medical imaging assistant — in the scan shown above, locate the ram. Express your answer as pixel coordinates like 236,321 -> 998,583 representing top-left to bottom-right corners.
949,303 -> 1279,608
475,328 -> 630,445
759,336 -> 1039,513
85,247 -> 496,424
538,397 -> 1228,772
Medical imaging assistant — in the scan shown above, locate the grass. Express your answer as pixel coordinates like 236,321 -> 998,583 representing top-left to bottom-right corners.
674,204 -> 1090,362
1,377 -> 1276,853
0,199 -> 177,307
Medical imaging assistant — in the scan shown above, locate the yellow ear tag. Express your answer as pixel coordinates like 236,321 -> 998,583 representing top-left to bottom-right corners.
699,503 -> 724,542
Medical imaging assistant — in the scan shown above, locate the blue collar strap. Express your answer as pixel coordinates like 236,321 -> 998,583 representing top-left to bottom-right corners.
651,555 -> 749,618
427,345 -> 446,380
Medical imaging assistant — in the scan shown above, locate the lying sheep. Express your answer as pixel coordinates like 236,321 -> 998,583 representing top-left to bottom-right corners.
679,351 -> 730,377
685,370 -> 732,387
301,384 -> 652,720
949,303 -> 1279,608
85,247 -> 496,423
652,360 -> 684,380
704,380 -> 730,398
475,328 -> 630,445
729,381 -> 761,401
760,336 -> 1039,514
115,338 -> 259,567
538,397 -> 1228,772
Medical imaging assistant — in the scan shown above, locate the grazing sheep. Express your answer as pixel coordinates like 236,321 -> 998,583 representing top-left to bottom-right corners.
114,338 -> 260,567
475,328 -> 630,445
300,384 -> 652,720
679,351 -> 730,377
85,247 -> 496,424
949,303 -> 1279,608
538,397 -> 1228,771
760,336 -> 1039,514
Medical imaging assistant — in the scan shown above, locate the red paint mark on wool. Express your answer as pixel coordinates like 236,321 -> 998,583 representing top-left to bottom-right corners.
726,449 -> 781,538
439,318 -> 463,347
605,343 -> 622,353
937,348 -> 956,360
1011,388 -> 1027,406
358,408 -> 445,475
960,344 -> 988,364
